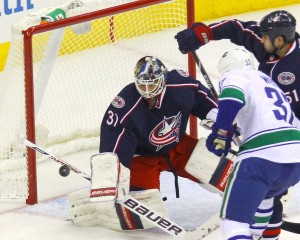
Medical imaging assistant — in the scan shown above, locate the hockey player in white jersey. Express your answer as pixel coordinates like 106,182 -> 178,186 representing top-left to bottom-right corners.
206,49 -> 300,240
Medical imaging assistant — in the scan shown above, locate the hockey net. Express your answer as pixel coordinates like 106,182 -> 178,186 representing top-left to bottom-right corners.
0,0 -> 196,204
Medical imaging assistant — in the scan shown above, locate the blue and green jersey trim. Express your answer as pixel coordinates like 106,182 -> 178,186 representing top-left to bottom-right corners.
219,86 -> 245,105
239,128 -> 300,155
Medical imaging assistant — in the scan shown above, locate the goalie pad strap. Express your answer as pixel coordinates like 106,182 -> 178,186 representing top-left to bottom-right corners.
163,154 -> 180,198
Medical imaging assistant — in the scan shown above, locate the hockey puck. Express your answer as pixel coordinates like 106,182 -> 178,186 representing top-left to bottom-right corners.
59,165 -> 70,177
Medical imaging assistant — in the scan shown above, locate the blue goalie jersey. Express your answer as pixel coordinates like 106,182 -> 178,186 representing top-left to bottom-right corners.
100,69 -> 218,167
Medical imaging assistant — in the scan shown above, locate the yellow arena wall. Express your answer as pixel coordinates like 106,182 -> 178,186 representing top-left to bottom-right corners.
195,0 -> 300,21
0,42 -> 10,72
0,0 -> 299,72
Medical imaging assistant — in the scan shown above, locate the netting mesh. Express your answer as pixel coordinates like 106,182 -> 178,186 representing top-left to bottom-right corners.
0,0 -> 189,199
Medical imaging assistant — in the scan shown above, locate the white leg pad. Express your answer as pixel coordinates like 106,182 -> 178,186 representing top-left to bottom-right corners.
68,188 -> 98,226
68,188 -> 168,231
128,189 -> 169,229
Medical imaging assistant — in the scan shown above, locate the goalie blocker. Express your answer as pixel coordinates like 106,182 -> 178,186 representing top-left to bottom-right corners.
185,137 -> 236,194
90,152 -> 130,202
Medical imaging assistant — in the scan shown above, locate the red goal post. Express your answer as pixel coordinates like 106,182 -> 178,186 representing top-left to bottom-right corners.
2,0 -> 197,204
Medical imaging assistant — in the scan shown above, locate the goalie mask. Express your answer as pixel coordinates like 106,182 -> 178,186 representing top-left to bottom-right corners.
217,49 -> 255,75
259,10 -> 296,43
134,56 -> 167,99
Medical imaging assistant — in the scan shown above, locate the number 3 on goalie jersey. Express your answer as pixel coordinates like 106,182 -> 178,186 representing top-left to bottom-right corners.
106,110 -> 119,127
265,87 -> 294,124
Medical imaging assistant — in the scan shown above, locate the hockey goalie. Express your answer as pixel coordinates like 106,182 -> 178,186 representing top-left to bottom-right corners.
67,56 -> 236,232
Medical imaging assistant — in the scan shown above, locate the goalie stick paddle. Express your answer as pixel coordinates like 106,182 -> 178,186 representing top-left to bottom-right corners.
120,195 -> 220,240
120,195 -> 186,238
186,213 -> 220,240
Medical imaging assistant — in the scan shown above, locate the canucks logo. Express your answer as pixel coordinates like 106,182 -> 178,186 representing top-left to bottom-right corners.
149,112 -> 182,151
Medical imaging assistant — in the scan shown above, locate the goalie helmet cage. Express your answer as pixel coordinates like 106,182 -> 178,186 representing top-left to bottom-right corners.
1,0 -> 197,204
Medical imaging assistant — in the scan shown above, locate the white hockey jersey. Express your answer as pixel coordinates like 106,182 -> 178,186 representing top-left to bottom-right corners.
218,69 -> 300,163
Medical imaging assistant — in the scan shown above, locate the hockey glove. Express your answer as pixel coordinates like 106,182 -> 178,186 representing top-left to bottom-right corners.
175,22 -> 213,54
206,125 -> 233,157
90,153 -> 130,202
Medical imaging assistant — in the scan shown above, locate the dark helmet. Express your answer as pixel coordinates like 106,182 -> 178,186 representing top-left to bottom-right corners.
134,56 -> 167,99
259,10 -> 296,43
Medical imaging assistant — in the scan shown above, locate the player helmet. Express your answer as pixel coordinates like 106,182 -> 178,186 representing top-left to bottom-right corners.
217,49 -> 255,75
134,56 -> 167,99
259,10 -> 296,43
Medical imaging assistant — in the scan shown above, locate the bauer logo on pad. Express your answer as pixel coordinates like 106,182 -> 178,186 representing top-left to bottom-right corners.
90,187 -> 117,198
209,156 -> 234,192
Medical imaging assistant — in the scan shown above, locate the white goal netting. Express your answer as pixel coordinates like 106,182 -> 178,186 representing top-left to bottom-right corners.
0,0 -> 190,201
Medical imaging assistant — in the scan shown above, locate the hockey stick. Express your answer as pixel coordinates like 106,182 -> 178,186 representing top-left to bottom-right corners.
282,220 -> 300,234
21,138 -> 91,181
120,195 -> 186,238
191,50 -> 242,146
254,220 -> 300,239
186,213 -> 220,240
191,50 -> 218,101
21,138 -> 187,238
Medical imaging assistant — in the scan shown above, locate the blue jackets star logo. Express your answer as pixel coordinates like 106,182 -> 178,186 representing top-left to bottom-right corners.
149,112 -> 182,151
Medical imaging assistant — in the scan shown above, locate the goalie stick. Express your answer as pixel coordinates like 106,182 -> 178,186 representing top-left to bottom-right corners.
21,138 -> 91,181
